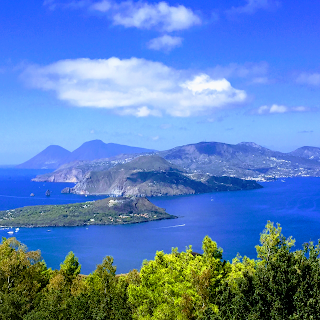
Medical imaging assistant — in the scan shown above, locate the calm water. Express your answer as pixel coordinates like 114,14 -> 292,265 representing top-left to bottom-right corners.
0,169 -> 320,274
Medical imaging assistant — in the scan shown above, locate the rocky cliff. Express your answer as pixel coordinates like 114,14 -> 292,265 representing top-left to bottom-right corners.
69,155 -> 262,196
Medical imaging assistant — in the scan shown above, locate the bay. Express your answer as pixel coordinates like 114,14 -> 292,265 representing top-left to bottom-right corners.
0,168 -> 320,274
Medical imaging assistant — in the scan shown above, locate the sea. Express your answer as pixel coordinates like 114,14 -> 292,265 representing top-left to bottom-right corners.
0,168 -> 320,274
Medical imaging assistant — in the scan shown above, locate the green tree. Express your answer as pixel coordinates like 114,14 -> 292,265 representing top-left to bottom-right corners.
85,256 -> 132,319
128,237 -> 225,320
0,237 -> 49,319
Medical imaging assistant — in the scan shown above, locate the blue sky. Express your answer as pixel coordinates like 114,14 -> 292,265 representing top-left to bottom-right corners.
1,0 -> 320,164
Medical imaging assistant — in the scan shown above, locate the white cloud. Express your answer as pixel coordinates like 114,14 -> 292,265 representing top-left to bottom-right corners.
182,75 -> 233,94
227,0 -> 279,15
296,72 -> 320,87
22,57 -> 247,117
110,1 -> 201,32
44,1 -> 201,32
255,104 -> 309,115
147,35 -> 182,52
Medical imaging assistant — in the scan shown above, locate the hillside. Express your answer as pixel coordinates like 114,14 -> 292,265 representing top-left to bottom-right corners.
33,141 -> 320,183
32,154 -> 137,183
0,196 -> 174,227
289,146 -> 320,162
16,145 -> 71,169
70,155 -> 262,196
158,141 -> 320,180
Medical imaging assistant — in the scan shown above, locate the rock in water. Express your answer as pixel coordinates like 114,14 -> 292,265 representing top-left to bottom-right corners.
61,187 -> 72,194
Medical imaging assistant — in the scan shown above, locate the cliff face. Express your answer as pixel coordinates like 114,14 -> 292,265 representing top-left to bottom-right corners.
32,156 -> 137,183
70,155 -> 262,196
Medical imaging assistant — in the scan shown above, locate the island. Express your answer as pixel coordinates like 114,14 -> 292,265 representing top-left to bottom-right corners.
36,155 -> 262,197
0,197 -> 176,227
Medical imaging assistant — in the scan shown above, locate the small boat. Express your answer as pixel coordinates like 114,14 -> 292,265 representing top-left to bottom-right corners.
15,228 -> 19,232
45,190 -> 51,197
30,193 -> 35,197
7,231 -> 14,235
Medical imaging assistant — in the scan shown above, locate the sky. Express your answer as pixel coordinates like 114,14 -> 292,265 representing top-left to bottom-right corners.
1,0 -> 320,164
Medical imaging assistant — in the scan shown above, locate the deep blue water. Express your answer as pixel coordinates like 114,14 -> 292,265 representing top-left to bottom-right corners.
0,169 -> 320,274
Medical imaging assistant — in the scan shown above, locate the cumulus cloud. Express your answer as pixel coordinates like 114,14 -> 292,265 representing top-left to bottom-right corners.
147,35 -> 182,52
21,57 -> 247,117
44,1 -> 201,32
227,0 -> 280,16
110,1 -> 201,32
296,72 -> 320,87
255,104 -> 310,115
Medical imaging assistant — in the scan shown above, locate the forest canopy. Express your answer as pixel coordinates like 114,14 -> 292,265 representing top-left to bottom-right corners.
0,221 -> 320,319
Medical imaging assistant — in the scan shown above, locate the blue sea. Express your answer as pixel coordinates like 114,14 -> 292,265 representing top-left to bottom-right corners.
0,168 -> 320,274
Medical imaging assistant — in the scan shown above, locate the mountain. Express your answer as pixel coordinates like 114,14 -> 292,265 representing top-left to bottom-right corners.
0,197 -> 175,227
32,141 -> 320,185
289,146 -> 320,162
17,140 -> 155,170
62,140 -> 155,163
16,145 -> 71,169
70,155 -> 262,196
158,141 -> 320,180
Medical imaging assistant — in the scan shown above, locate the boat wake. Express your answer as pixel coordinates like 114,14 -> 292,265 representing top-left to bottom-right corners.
158,224 -> 186,229
0,194 -> 37,199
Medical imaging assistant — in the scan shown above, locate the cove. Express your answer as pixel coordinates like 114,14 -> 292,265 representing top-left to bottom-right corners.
0,169 -> 320,274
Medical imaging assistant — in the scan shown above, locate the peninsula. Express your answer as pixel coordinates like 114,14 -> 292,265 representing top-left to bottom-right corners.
0,197 -> 175,227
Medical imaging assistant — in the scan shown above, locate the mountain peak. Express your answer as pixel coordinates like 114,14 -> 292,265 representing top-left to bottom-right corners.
237,142 -> 264,149
17,141 -> 156,169
16,145 -> 71,169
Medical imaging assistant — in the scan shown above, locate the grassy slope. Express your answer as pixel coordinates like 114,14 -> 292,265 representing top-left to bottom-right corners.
0,197 -> 176,227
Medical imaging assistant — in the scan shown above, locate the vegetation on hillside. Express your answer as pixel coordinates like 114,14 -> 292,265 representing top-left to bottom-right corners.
0,197 -> 175,227
1,222 -> 320,319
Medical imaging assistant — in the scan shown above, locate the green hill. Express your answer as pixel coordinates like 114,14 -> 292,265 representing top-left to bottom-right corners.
0,197 -> 175,227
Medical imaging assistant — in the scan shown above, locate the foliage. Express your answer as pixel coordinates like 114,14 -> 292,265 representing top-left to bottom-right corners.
0,222 -> 320,319
127,238 -> 224,320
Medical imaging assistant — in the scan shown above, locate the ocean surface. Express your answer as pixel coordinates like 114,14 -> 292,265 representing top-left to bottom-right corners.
0,168 -> 320,274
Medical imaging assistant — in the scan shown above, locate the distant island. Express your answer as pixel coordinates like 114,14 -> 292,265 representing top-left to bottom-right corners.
34,155 -> 263,196
30,141 -> 320,186
16,140 -> 155,169
0,197 -> 175,227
